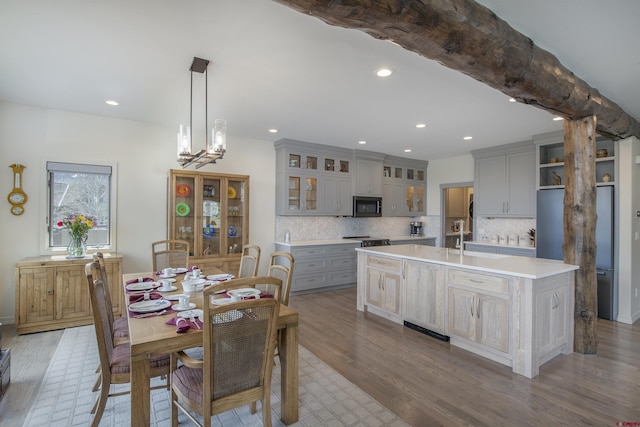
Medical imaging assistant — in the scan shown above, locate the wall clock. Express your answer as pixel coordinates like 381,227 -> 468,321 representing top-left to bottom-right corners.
8,164 -> 27,215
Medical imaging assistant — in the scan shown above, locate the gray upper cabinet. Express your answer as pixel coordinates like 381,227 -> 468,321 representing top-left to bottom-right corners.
354,158 -> 383,196
382,156 -> 428,217
275,140 -> 428,216
473,141 -> 535,217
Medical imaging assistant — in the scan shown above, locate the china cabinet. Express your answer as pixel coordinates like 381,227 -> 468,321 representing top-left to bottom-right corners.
473,141 -> 536,217
168,169 -> 249,273
15,254 -> 123,334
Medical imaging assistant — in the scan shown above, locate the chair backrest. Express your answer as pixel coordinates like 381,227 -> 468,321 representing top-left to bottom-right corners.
85,261 -> 115,378
267,251 -> 295,306
152,239 -> 190,272
238,244 -> 261,278
92,252 -> 115,337
203,277 -> 281,405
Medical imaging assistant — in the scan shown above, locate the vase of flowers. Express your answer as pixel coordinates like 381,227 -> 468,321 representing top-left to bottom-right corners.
58,214 -> 95,258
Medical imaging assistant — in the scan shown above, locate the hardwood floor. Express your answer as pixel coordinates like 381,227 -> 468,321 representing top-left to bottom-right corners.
2,288 -> 638,426
289,287 -> 640,426
0,325 -> 63,427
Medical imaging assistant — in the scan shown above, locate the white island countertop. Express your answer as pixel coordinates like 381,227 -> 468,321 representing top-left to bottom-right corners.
356,244 -> 577,279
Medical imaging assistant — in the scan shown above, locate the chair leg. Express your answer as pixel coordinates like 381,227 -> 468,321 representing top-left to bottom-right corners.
250,401 -> 257,414
92,371 -> 101,392
171,386 -> 179,427
90,379 -> 110,427
262,396 -> 272,427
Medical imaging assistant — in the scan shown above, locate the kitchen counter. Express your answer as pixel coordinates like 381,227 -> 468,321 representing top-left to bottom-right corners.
274,235 -> 438,246
356,244 -> 575,279
356,244 -> 577,378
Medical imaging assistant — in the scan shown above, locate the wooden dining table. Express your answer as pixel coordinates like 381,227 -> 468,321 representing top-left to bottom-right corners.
122,270 -> 299,426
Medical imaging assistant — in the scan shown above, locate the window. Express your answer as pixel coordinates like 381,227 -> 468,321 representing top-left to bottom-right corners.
47,161 -> 113,250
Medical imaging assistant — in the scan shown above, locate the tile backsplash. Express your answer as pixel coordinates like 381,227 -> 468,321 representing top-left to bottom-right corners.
475,216 -> 536,244
275,216 -> 430,242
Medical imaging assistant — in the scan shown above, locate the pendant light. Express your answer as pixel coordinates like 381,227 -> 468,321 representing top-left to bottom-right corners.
177,57 -> 227,168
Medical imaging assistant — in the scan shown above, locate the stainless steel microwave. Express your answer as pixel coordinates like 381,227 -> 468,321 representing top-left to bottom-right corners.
353,196 -> 382,217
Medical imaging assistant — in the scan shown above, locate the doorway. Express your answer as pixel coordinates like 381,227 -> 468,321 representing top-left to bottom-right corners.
441,183 -> 474,248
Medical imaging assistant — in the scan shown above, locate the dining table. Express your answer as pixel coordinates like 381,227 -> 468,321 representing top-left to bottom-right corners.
122,270 -> 299,426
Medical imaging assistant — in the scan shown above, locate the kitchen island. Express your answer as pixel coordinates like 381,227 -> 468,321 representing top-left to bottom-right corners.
356,244 -> 578,378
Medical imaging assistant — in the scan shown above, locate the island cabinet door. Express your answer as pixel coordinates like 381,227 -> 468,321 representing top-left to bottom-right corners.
535,285 -> 571,354
365,269 -> 401,314
477,294 -> 510,353
448,287 -> 477,341
403,260 -> 445,334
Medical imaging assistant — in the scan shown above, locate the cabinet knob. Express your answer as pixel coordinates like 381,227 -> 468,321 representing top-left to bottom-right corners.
47,288 -> 54,295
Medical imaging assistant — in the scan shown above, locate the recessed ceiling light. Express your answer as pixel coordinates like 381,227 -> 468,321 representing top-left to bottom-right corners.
464,136 -> 473,140
508,98 -> 517,103
105,100 -> 119,106
376,68 -> 393,78
358,140 -> 367,145
268,128 -> 278,133
553,116 -> 564,121
415,123 -> 426,128
404,148 -> 412,153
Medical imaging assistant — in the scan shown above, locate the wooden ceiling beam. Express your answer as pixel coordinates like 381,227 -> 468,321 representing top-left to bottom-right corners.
272,0 -> 640,140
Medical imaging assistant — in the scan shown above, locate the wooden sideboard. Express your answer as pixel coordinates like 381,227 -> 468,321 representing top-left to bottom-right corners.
15,253 -> 123,334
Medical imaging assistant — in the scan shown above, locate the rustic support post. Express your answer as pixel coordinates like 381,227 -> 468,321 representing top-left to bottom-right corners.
563,116 -> 598,354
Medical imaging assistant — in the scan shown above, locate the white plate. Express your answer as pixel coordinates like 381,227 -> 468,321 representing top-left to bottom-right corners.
213,309 -> 243,324
126,282 -> 159,291
211,297 -> 234,306
158,286 -> 178,292
159,273 -> 177,279
207,273 -> 235,282
164,294 -> 186,301
173,302 -> 197,311
227,288 -> 261,298
129,299 -> 171,313
174,268 -> 189,274
177,309 -> 203,319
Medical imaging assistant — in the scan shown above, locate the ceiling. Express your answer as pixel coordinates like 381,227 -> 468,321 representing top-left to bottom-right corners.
1,0 -> 639,161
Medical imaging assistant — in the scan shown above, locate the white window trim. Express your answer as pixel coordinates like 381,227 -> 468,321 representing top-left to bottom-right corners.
39,157 -> 118,256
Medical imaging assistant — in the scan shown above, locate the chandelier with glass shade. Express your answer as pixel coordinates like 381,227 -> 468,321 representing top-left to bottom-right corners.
177,57 -> 227,168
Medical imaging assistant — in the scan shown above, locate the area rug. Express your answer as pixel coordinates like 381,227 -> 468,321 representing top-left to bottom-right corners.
23,325 -> 408,426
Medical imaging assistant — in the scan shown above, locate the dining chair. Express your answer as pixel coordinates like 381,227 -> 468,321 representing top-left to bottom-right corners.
238,243 -> 261,278
85,261 -> 170,427
92,252 -> 129,342
266,251 -> 295,306
170,276 -> 282,427
152,239 -> 190,272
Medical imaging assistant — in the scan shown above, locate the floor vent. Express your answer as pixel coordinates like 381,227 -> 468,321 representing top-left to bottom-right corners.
404,321 -> 450,342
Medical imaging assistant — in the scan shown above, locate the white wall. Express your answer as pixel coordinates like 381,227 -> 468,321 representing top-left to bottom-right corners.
616,137 -> 640,324
0,102 -> 276,324
426,154 -> 475,216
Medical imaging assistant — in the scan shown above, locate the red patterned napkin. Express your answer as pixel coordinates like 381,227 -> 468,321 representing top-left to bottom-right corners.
165,316 -> 203,333
128,292 -> 163,304
126,277 -> 155,285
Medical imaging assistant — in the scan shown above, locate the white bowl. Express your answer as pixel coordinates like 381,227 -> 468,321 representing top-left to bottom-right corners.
182,278 -> 206,292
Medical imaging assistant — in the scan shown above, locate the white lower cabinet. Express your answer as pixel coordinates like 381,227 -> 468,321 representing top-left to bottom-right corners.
448,287 -> 509,353
536,284 -> 571,358
356,249 -> 575,378
403,260 -> 445,334
447,268 -> 510,354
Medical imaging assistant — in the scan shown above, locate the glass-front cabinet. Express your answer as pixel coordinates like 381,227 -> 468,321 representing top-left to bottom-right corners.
169,169 -> 249,273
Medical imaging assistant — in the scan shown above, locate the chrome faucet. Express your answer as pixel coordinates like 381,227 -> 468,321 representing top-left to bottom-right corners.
455,219 -> 465,254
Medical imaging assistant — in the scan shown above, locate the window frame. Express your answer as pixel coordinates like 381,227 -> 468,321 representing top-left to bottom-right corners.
41,158 -> 118,255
